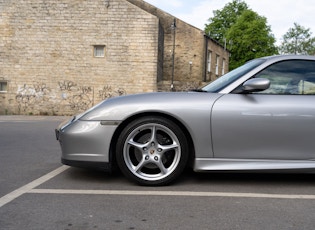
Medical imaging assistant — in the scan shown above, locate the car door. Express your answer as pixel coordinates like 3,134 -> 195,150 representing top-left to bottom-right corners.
211,60 -> 315,160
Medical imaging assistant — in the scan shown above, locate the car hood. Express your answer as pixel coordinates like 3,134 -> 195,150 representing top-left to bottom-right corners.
80,92 -> 223,121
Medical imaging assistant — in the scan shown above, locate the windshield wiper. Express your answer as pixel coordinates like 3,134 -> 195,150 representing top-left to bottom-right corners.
190,88 -> 208,92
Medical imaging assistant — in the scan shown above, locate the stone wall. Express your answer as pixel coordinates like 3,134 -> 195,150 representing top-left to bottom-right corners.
126,0 -> 230,91
0,0 -> 160,115
0,0 -> 229,115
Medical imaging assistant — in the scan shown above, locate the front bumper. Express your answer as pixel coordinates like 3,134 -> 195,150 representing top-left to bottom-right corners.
56,117 -> 119,169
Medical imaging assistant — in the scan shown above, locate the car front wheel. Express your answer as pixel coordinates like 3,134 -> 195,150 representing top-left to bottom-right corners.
116,117 -> 189,186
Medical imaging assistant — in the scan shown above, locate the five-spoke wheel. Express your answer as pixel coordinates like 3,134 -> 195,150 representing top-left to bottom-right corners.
116,117 -> 189,186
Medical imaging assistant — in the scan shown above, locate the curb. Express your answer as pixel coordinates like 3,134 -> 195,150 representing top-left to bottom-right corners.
0,115 -> 69,121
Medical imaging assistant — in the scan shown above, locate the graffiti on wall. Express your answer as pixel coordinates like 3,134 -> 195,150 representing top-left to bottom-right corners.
99,85 -> 126,100
16,83 -> 51,113
58,80 -> 77,91
58,80 -> 93,111
15,80 -> 126,114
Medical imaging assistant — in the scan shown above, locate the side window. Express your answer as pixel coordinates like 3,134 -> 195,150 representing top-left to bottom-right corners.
300,77 -> 315,94
254,60 -> 315,95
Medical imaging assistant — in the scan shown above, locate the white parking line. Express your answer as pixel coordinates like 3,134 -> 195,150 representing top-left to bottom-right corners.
2,165 -> 315,208
0,165 -> 69,208
29,189 -> 315,200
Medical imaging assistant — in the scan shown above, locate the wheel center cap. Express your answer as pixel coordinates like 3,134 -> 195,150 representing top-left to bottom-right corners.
150,149 -> 155,154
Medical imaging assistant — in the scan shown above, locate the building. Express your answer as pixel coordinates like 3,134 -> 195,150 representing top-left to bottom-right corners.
0,0 -> 229,115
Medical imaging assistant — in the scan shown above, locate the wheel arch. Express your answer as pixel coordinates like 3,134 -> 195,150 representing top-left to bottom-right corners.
109,112 -> 195,169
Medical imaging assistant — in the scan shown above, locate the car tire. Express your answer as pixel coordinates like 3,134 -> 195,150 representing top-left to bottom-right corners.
116,116 -> 189,186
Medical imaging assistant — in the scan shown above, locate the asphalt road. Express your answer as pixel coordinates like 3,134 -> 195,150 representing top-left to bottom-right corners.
1,116 -> 315,230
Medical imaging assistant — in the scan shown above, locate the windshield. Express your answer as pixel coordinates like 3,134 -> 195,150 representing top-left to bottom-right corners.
202,59 -> 266,93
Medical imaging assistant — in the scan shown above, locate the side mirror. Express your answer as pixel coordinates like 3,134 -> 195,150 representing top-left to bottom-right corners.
242,78 -> 270,93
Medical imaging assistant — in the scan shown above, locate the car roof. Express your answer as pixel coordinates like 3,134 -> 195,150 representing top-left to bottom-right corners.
259,55 -> 315,62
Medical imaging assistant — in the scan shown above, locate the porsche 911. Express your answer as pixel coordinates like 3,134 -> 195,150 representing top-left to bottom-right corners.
56,55 -> 315,185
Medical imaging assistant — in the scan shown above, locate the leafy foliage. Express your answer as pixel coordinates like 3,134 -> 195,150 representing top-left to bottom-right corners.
279,23 -> 315,55
205,0 -> 277,70
205,0 -> 248,45
226,10 -> 277,69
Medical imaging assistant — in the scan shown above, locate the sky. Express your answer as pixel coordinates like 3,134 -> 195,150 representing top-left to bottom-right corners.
144,0 -> 315,45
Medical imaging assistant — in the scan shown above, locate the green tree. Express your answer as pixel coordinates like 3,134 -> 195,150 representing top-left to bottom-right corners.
205,0 -> 278,69
279,23 -> 315,55
226,10 -> 277,69
205,0 -> 248,45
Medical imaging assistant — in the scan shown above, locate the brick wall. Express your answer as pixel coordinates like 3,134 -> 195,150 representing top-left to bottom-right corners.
0,0 -> 159,115
127,0 -> 229,92
0,0 -> 229,115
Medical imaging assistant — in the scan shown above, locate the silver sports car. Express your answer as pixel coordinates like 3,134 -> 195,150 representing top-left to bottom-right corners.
56,55 -> 315,185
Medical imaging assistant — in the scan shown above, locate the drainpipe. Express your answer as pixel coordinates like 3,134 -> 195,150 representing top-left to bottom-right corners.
204,35 -> 208,82
171,18 -> 176,91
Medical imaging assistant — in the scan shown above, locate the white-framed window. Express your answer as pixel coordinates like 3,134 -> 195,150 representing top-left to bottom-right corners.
0,81 -> 8,92
222,59 -> 226,75
207,51 -> 212,72
93,45 -> 105,57
215,55 -> 219,75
